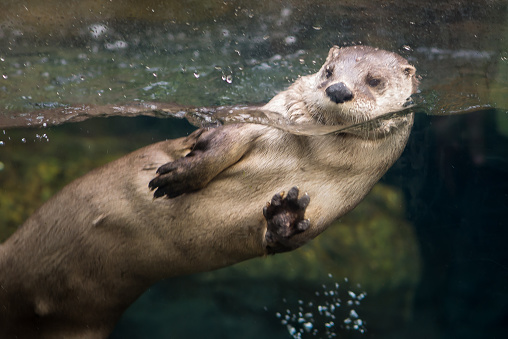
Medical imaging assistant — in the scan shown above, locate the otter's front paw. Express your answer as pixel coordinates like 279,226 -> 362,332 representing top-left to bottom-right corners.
148,158 -> 204,199
149,129 -> 215,199
264,187 -> 310,254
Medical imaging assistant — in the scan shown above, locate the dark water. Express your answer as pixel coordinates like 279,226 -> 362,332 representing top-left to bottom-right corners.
1,1 -> 508,338
385,109 -> 508,339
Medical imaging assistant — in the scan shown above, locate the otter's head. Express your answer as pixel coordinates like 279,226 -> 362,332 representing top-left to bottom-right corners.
303,45 -> 418,135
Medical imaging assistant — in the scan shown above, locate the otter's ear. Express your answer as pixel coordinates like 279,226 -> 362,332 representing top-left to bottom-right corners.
402,65 -> 416,77
326,46 -> 341,62
402,65 -> 419,93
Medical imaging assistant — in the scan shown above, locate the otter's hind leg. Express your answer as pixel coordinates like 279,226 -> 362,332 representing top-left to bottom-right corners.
264,187 -> 310,254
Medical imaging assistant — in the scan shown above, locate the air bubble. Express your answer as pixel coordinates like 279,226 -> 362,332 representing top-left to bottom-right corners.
303,322 -> 313,332
222,74 -> 233,84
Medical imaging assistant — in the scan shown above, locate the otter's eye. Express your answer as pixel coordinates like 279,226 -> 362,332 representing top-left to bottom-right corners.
367,76 -> 381,88
325,65 -> 334,79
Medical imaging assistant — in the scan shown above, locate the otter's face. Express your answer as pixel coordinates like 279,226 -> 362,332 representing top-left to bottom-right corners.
303,45 -> 417,130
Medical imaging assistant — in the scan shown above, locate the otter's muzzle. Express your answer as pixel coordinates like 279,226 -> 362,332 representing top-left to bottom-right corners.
325,82 -> 354,104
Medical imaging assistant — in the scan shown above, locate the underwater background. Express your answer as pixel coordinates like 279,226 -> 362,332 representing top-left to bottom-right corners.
1,1 -> 507,338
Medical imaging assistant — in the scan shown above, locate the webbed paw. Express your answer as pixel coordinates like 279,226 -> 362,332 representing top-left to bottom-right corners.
264,186 -> 310,254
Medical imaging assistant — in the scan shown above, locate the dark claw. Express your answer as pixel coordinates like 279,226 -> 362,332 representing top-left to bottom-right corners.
296,219 -> 310,232
153,187 -> 166,199
297,193 -> 310,210
148,174 -> 180,193
149,174 -> 198,199
148,176 -> 160,191
156,162 -> 178,175
286,186 -> 299,203
270,192 -> 283,208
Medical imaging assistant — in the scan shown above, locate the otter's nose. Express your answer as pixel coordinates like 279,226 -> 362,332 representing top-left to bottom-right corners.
325,82 -> 354,104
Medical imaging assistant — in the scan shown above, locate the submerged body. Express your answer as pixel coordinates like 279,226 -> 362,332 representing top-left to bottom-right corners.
0,46 -> 417,338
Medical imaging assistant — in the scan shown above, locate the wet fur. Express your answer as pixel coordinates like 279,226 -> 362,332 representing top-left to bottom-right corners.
0,46 -> 417,338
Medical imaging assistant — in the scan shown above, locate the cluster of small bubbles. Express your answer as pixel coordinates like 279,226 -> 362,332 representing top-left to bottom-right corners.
89,24 -> 108,39
35,133 -> 49,142
222,74 -> 233,84
275,275 -> 367,338
105,41 -> 128,50
142,81 -> 171,92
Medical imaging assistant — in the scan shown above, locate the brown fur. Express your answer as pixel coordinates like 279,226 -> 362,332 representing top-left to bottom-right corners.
0,46 -> 417,338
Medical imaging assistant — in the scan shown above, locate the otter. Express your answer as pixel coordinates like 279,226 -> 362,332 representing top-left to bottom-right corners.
0,46 -> 417,338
